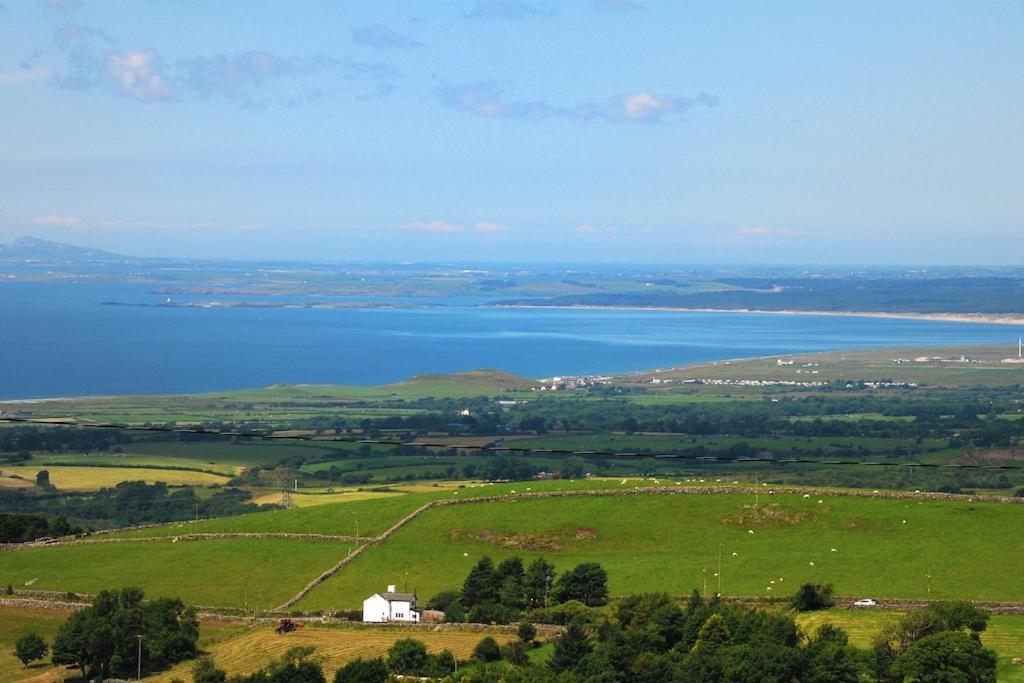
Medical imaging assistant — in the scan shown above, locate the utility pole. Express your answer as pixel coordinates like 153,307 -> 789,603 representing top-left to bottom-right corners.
926,567 -> 933,598
755,473 -> 759,509
702,562 -> 708,598
137,634 -> 142,681
717,543 -> 723,596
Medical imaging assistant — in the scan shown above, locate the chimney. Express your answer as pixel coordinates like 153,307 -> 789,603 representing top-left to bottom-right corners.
387,584 -> 396,593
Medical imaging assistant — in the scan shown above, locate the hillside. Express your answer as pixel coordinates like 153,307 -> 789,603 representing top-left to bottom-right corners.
0,236 -> 128,263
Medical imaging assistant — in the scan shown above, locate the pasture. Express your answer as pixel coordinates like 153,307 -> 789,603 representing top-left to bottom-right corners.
0,538 -> 347,609
295,490 -> 1024,610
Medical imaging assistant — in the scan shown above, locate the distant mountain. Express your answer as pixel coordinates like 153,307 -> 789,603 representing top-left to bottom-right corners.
0,236 -> 128,262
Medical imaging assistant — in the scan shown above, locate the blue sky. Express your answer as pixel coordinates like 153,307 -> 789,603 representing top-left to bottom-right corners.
0,0 -> 1021,263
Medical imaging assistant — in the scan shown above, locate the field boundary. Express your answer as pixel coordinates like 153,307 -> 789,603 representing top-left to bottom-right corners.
0,531 -> 364,551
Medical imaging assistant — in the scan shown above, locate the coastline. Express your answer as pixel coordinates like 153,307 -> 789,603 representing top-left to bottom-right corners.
489,304 -> 1024,327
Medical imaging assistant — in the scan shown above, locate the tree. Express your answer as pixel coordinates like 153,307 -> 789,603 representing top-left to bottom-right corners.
496,557 -> 526,609
890,631 -> 997,682
35,469 -> 51,489
553,562 -> 608,606
462,556 -> 499,608
791,583 -> 836,611
524,557 -> 556,608
386,638 -> 428,675
332,657 -> 387,683
191,656 -> 227,683
425,589 -> 461,612
517,622 -> 537,644
14,632 -> 47,667
51,587 -> 198,678
473,636 -> 503,663
692,613 -> 731,652
549,619 -> 592,673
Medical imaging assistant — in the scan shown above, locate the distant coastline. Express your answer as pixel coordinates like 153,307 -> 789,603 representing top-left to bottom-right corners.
101,300 -> 435,310
489,304 -> 1024,327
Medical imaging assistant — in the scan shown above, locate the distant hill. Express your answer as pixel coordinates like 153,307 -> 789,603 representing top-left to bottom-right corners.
0,236 -> 128,262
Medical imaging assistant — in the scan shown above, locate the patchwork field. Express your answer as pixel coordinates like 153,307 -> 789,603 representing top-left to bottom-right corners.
150,624 -> 516,682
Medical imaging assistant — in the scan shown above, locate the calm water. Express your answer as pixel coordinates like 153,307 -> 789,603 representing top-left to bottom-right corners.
2,281 -> 1023,399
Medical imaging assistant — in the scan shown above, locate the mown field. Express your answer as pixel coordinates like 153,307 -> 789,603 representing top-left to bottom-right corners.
150,624 -> 515,682
0,465 -> 230,491
795,610 -> 1024,681
295,491 -> 1024,610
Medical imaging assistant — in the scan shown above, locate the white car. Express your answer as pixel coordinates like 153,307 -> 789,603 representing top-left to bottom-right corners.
853,598 -> 878,607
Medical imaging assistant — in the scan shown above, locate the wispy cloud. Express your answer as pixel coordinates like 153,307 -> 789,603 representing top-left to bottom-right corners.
91,219 -> 155,229
464,0 -> 553,19
474,221 -> 508,232
736,226 -> 802,237
439,81 -> 717,124
105,50 -> 175,101
352,24 -> 423,49
401,219 -> 465,233
33,215 -> 80,226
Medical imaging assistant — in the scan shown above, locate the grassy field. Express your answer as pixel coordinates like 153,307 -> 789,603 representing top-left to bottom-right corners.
295,491 -> 1024,610
149,624 -> 515,681
0,606 -> 72,683
795,610 -> 1024,681
0,465 -> 230,491
0,539 -> 348,609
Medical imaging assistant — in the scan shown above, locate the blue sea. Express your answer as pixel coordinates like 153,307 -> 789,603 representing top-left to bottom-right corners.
2,281 -> 1023,399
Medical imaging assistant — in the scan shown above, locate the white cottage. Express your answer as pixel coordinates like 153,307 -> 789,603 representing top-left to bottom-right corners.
362,585 -> 420,623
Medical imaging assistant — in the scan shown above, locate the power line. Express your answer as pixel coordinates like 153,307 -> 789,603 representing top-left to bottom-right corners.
0,415 -> 1020,470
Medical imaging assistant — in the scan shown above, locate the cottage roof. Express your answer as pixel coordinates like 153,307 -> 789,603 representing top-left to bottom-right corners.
380,591 -> 415,602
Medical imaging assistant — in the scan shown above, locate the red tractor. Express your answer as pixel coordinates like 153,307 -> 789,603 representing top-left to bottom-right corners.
275,617 -> 304,634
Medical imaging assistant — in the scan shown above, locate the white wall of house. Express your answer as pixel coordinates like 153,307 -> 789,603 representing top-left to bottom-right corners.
362,586 -> 420,623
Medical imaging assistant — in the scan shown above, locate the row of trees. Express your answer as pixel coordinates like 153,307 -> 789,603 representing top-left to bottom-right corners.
426,555 -> 608,624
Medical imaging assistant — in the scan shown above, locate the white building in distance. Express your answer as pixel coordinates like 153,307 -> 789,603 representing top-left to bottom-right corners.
362,585 -> 420,623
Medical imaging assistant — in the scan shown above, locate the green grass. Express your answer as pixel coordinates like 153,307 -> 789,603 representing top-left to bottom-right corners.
795,610 -> 1024,682
295,491 -> 1024,610
0,539 -> 346,609
0,605 -> 72,682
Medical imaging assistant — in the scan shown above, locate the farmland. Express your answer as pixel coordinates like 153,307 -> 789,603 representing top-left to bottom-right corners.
293,490 -> 1024,610
151,624 -> 515,682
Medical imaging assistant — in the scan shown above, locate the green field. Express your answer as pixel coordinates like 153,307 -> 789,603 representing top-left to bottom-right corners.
294,491 -> 1024,610
0,538 -> 348,609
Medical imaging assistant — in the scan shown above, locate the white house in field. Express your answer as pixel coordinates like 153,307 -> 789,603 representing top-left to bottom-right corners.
362,585 -> 420,623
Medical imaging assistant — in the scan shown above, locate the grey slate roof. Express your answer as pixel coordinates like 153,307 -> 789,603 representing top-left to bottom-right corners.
380,592 -> 415,601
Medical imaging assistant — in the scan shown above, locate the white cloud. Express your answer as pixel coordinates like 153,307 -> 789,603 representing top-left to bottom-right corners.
106,50 -> 174,101
736,226 -> 802,237
401,219 -> 466,233
91,219 -> 155,229
622,93 -> 671,120
474,221 -> 508,232
33,215 -> 80,226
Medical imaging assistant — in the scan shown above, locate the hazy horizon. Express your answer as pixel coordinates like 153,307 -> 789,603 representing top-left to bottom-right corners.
2,1 -> 1022,265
